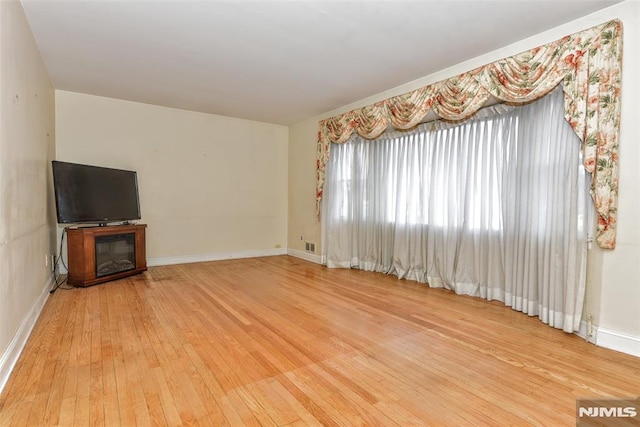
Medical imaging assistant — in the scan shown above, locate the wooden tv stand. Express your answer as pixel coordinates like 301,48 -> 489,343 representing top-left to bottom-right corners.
66,224 -> 147,287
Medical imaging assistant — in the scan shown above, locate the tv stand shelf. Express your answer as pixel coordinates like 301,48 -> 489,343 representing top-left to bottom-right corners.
67,224 -> 147,287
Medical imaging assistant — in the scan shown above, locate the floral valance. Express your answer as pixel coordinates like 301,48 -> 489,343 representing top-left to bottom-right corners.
316,20 -> 623,249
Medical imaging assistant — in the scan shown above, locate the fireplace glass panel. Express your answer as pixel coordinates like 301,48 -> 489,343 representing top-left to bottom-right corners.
95,233 -> 136,278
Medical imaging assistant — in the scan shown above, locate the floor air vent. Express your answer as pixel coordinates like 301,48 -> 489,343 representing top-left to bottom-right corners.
305,242 -> 316,253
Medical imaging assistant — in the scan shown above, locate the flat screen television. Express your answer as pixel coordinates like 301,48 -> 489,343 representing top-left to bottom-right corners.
52,160 -> 141,225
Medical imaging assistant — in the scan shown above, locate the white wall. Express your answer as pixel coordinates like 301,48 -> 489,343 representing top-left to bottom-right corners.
288,118 -> 321,256
288,1 -> 640,354
55,91 -> 288,262
0,0 -> 56,391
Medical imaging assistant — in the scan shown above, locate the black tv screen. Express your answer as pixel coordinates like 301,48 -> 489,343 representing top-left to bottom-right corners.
52,161 -> 141,225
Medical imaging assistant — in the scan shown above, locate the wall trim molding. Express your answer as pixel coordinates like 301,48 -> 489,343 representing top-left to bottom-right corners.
0,276 -> 53,395
574,321 -> 640,358
595,326 -> 640,358
287,248 -> 323,264
147,248 -> 288,267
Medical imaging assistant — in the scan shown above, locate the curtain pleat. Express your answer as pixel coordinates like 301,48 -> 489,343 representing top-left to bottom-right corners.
322,87 -> 592,332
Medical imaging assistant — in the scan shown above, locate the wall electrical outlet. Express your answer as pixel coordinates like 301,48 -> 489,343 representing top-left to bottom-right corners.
45,254 -> 55,272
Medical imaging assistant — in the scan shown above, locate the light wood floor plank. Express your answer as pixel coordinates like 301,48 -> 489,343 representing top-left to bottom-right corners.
1,255 -> 639,426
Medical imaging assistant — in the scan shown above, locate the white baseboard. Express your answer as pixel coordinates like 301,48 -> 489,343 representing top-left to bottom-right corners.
147,247 -> 287,267
574,320 -> 640,358
595,326 -> 640,358
287,248 -> 323,264
0,276 -> 53,395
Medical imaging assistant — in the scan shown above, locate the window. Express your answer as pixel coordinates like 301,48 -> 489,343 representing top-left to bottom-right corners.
322,87 -> 592,332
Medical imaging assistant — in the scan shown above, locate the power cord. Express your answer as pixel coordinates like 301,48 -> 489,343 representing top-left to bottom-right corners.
50,227 -> 73,294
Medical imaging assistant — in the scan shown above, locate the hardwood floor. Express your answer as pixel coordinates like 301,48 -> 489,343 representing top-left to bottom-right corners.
1,255 -> 638,426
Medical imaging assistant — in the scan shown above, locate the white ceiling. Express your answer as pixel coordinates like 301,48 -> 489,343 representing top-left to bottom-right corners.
21,0 -> 621,125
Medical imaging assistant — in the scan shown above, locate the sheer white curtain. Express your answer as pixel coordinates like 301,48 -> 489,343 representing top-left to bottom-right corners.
322,86 -> 593,332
